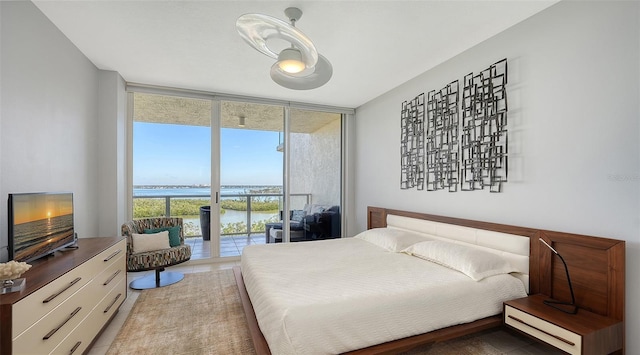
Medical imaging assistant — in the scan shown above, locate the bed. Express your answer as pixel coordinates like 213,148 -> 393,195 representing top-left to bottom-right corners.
234,206 -> 625,354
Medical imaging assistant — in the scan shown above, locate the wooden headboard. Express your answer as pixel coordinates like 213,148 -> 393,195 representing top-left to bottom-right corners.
367,206 -> 625,322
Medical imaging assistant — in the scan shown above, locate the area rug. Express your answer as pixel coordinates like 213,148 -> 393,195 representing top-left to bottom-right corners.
106,269 -> 255,355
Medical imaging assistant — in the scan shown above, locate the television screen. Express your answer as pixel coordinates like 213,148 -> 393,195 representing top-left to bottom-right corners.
8,192 -> 76,263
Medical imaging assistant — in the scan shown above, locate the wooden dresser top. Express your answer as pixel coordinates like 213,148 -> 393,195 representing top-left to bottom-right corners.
0,236 -> 124,306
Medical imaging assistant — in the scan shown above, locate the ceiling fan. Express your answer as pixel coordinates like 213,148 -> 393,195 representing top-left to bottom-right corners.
236,7 -> 333,90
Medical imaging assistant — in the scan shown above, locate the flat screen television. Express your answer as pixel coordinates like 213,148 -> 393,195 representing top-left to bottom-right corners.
8,192 -> 76,263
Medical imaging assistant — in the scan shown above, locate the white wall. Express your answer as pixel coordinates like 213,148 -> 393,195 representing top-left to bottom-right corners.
355,1 -> 639,351
0,1 -> 126,260
290,119 -> 341,206
0,0 -> 99,257
97,71 -> 128,237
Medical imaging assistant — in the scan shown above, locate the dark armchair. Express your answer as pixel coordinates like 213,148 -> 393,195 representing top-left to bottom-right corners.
304,205 -> 340,240
264,210 -> 307,243
265,205 -> 340,243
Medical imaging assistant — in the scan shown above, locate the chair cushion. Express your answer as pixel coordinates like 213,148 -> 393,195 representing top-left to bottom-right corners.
145,226 -> 181,247
270,228 -> 305,242
128,244 -> 192,272
122,218 -> 185,255
268,221 -> 304,230
289,221 -> 305,230
291,210 -> 306,222
131,231 -> 170,253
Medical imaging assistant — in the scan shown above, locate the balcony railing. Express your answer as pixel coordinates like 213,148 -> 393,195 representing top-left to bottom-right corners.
132,193 -> 311,237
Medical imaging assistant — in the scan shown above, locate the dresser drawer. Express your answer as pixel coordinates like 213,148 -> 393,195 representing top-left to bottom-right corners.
74,259 -> 125,318
94,254 -> 125,291
12,281 -> 98,354
505,304 -> 581,355
93,275 -> 126,324
50,277 -> 126,355
83,239 -> 126,276
98,239 -> 126,266
12,264 -> 92,338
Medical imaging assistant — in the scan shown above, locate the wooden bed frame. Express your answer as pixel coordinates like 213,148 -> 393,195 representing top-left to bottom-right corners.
234,206 -> 625,354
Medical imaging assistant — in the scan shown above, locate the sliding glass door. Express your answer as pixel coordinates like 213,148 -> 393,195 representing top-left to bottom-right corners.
129,87 -> 347,260
218,101 -> 284,256
130,92 -> 212,260
216,103 -> 342,253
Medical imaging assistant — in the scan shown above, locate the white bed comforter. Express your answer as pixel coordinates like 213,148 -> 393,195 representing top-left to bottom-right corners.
241,238 -> 527,355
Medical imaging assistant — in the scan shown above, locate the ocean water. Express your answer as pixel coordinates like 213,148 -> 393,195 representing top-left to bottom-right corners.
14,214 -> 74,245
133,186 -> 281,197
14,214 -> 74,254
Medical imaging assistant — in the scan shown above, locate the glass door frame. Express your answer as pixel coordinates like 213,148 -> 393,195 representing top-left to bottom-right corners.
210,99 -> 221,258
281,106 -> 291,242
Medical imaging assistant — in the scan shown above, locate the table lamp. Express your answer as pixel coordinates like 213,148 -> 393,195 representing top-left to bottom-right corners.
539,238 -> 578,314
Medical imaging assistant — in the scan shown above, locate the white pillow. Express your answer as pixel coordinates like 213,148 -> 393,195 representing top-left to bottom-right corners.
403,240 -> 515,281
132,231 -> 170,253
355,228 -> 431,252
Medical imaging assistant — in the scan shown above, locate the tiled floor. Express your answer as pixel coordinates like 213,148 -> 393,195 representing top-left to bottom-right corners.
184,234 -> 267,259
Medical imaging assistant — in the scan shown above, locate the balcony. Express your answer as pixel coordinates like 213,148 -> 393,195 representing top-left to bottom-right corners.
183,234 -> 268,258
132,192 -> 311,258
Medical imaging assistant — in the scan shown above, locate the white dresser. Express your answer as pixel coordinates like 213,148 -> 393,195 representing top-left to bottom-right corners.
0,237 -> 127,354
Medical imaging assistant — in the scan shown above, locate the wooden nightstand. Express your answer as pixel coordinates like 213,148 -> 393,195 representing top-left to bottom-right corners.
504,294 -> 623,355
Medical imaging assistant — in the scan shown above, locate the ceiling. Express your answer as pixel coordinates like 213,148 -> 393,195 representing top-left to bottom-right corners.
32,1 -> 558,109
133,92 -> 340,133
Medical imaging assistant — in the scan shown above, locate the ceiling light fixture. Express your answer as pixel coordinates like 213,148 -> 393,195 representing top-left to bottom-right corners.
236,7 -> 332,90
277,48 -> 305,74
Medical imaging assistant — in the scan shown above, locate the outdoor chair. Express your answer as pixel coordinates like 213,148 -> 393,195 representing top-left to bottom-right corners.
121,217 -> 192,290
264,205 -> 341,243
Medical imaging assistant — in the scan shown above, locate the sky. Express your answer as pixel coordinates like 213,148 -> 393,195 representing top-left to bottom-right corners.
133,122 -> 283,186
13,193 -> 74,224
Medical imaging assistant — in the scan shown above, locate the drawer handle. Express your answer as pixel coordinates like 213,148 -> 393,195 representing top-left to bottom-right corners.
43,307 -> 82,340
43,277 -> 81,303
104,293 -> 122,313
104,249 -> 122,262
103,269 -> 122,286
70,341 -> 82,354
507,315 -> 576,346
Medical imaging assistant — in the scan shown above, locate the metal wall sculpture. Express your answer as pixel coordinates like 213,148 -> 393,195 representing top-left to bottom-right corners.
461,58 -> 508,192
426,81 -> 459,192
400,58 -> 508,192
400,93 -> 425,190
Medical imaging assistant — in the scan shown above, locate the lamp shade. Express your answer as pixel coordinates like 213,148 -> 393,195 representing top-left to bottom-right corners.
277,48 -> 305,74
270,54 -> 333,90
